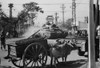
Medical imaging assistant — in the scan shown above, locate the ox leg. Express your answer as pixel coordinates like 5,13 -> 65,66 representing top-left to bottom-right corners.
56,58 -> 59,63
62,56 -> 67,62
51,57 -> 58,68
50,56 -> 53,66
64,56 -> 67,62
54,57 -> 58,68
62,57 -> 64,62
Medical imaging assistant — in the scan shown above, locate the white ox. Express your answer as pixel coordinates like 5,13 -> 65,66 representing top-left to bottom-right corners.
50,39 -> 77,67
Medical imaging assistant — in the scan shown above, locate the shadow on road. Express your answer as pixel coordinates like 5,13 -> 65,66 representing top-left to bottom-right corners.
18,59 -> 87,68
55,59 -> 87,68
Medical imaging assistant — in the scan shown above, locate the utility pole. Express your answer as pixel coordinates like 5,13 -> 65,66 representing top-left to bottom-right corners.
72,0 -> 76,26
55,12 -> 58,25
71,0 -> 76,35
0,4 -> 1,11
0,4 -> 2,17
95,0 -> 100,62
8,3 -> 13,19
0,4 -> 2,23
61,4 -> 65,25
95,0 -> 99,26
88,0 -> 96,68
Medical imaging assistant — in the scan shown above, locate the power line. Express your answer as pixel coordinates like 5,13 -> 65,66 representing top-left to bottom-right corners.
8,3 -> 89,5
44,11 -> 70,12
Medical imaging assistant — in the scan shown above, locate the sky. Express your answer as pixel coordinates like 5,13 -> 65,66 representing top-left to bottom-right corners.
0,0 -> 90,26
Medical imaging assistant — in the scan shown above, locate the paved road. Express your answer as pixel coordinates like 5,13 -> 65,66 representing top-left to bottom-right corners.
0,38 -> 87,68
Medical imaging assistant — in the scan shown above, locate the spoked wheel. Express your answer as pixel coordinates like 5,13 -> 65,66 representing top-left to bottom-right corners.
11,58 -> 23,67
23,43 -> 47,68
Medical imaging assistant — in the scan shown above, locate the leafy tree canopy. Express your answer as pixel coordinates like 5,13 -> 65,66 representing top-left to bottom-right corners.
62,18 -> 73,30
18,2 -> 44,24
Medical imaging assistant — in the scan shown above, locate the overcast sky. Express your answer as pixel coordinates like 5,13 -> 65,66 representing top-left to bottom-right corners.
0,0 -> 91,25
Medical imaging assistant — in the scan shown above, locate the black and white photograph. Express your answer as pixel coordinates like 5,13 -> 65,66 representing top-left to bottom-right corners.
0,0 -> 100,68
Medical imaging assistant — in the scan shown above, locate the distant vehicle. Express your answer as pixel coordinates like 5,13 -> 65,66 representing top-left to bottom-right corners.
76,30 -> 88,37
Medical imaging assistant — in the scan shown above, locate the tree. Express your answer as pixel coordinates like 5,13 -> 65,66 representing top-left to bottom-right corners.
0,2 -> 44,37
0,7 -> 19,37
14,2 -> 44,36
62,18 -> 72,30
0,10 -> 9,31
18,2 -> 44,25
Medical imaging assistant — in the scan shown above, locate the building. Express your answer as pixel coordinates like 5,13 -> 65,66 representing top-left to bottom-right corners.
78,21 -> 88,31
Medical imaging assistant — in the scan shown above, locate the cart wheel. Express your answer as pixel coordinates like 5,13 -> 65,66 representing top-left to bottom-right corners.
11,58 -> 23,67
23,42 -> 47,68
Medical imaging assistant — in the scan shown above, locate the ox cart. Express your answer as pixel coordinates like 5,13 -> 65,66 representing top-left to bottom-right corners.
6,38 -> 79,68
5,28 -> 85,68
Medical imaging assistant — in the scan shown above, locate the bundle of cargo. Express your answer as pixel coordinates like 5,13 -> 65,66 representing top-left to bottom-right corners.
15,37 -> 45,46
